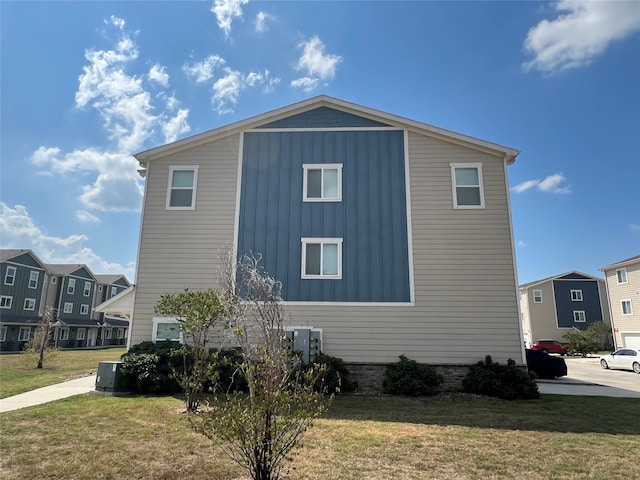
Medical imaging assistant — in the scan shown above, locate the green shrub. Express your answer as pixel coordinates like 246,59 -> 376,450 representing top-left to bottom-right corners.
462,355 -> 539,400
383,355 -> 443,396
209,348 -> 248,394
121,341 -> 183,394
306,353 -> 357,394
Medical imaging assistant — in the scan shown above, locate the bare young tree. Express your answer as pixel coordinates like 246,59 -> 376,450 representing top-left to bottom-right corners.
192,252 -> 332,480
22,306 -> 58,369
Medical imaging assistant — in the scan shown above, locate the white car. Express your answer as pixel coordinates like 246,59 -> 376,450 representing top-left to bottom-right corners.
600,348 -> 640,374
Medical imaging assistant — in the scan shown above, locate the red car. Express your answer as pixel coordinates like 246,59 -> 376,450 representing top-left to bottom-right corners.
530,339 -> 568,355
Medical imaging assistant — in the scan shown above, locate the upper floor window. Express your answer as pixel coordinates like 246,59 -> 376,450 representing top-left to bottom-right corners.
167,166 -> 198,210
533,290 -> 542,303
303,164 -> 342,202
63,302 -> 73,314
450,163 -> 484,208
621,299 -> 633,315
0,296 -> 13,309
616,268 -> 628,284
570,290 -> 583,301
301,238 -> 342,279
51,276 -> 57,284
83,281 -> 91,297
80,304 -> 89,315
573,310 -> 586,322
67,278 -> 76,295
23,298 -> 36,311
4,266 -> 16,285
111,286 -> 118,297
29,271 -> 39,289
98,285 -> 103,292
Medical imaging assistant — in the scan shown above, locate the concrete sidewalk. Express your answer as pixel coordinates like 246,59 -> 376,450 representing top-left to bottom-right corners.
0,375 -> 97,413
537,379 -> 640,398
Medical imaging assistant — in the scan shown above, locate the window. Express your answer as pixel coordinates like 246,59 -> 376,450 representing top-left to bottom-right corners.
573,310 -> 586,322
76,328 -> 86,341
0,296 -> 12,309
51,276 -> 57,284
152,317 -> 182,342
621,299 -> 633,315
80,304 -> 89,315
67,278 -> 76,295
0,326 -> 6,342
303,164 -> 342,202
83,281 -> 91,297
167,166 -> 198,209
59,328 -> 69,341
616,268 -> 628,284
116,328 -> 125,339
451,163 -> 484,208
4,266 -> 16,285
533,290 -> 542,303
28,271 -> 39,289
63,302 -> 73,314
23,298 -> 36,311
98,285 -> 103,292
104,328 -> 112,340
570,290 -> 583,301
111,286 -> 117,297
18,327 -> 31,342
301,238 -> 343,279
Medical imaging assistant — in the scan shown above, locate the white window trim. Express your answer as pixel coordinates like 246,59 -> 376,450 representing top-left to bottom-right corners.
0,296 -> 13,309
104,328 -> 112,340
570,290 -> 583,302
18,327 -> 31,342
152,317 -> 183,342
80,304 -> 89,315
450,163 -> 485,209
301,238 -> 343,279
116,328 -> 125,339
67,278 -> 76,295
51,276 -> 57,284
573,310 -> 586,322
621,299 -> 633,316
59,328 -> 69,341
28,271 -> 39,289
111,286 -> 117,297
302,163 -> 343,202
23,298 -> 36,311
166,165 -> 199,210
76,328 -> 86,340
4,266 -> 16,285
0,326 -> 6,342
98,285 -> 103,292
533,290 -> 542,303
83,281 -> 91,297
63,302 -> 73,314
616,268 -> 628,284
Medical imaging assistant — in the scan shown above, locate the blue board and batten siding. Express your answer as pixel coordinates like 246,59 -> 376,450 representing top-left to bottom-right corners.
553,277 -> 604,329
237,110 -> 411,303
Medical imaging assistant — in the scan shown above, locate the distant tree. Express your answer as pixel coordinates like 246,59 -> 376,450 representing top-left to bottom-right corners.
191,252 -> 332,480
22,306 -> 58,369
563,321 -> 612,357
155,289 -> 228,413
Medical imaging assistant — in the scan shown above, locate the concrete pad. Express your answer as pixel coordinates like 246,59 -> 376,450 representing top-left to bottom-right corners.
0,375 -> 97,413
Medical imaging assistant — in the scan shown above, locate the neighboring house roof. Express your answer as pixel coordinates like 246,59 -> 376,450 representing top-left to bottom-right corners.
94,274 -> 131,286
0,316 -> 44,326
0,249 -> 48,270
600,255 -> 640,272
519,271 -> 604,290
103,318 -> 129,328
94,285 -> 135,319
57,318 -> 105,328
45,263 -> 97,280
135,95 -> 520,167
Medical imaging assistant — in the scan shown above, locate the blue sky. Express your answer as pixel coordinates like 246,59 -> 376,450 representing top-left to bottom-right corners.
1,0 -> 638,284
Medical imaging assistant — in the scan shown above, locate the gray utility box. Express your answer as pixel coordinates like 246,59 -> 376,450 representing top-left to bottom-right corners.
95,361 -> 131,395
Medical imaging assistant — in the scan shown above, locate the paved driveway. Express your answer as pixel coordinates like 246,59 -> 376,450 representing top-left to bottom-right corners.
537,355 -> 640,398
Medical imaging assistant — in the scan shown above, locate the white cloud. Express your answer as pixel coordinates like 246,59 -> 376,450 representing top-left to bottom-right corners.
630,224 -> 640,231
523,1 -> 640,74
183,55 -> 226,83
76,210 -> 101,224
245,69 -> 281,92
212,68 -> 244,113
255,11 -> 274,33
0,203 -> 135,278
292,36 -> 341,91
211,0 -> 248,37
162,108 -> 191,143
511,173 -> 571,194
518,240 -> 527,248
148,63 -> 169,87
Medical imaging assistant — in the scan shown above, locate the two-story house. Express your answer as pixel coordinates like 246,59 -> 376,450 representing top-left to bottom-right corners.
129,95 -> 524,390
0,250 -> 49,352
520,271 -> 610,346
601,255 -> 640,349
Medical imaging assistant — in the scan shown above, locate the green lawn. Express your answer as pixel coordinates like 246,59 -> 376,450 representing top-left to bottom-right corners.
0,348 -> 125,398
1,393 -> 638,479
